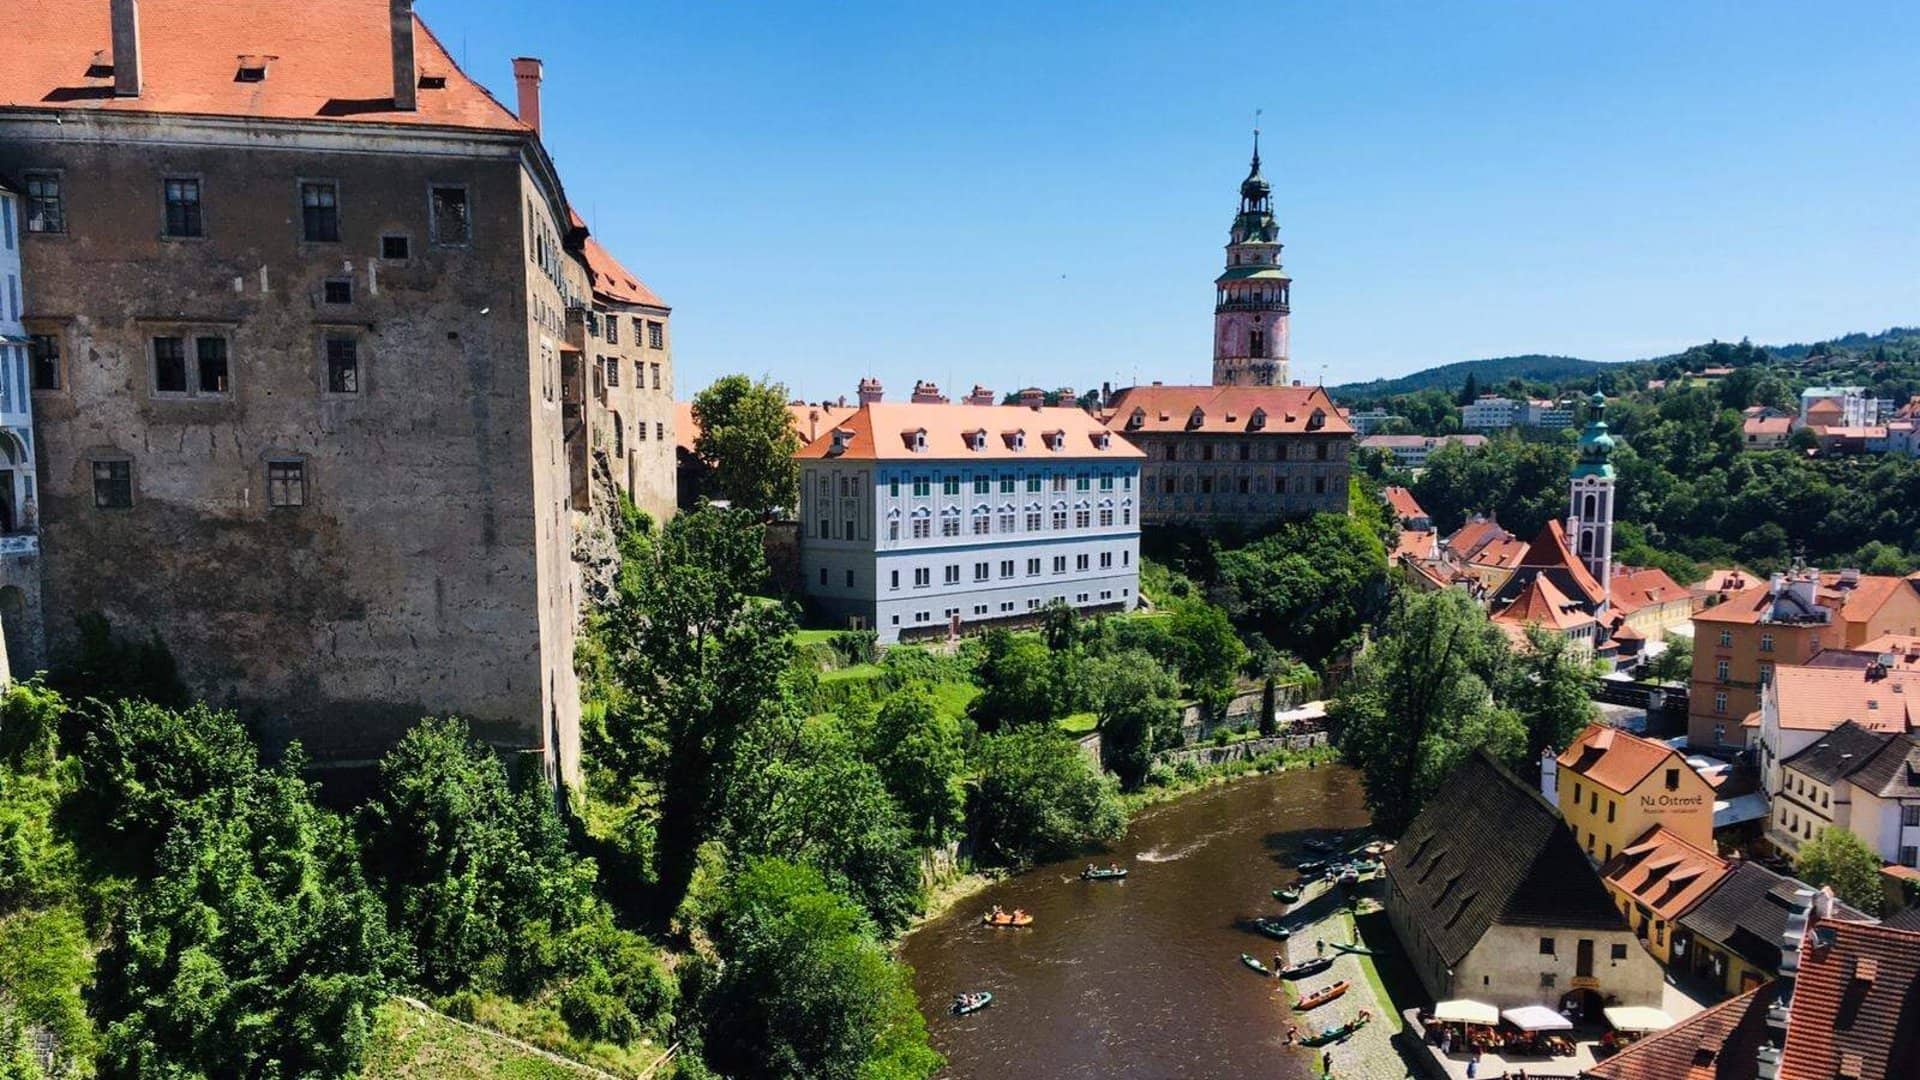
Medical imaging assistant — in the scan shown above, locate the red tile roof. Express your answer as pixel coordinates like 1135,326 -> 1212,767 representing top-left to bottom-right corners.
797,403 -> 1142,461
1518,519 -> 1607,607
1558,723 -> 1688,795
1103,384 -> 1353,436
1445,517 -> 1510,561
1495,574 -> 1600,634
1383,485 -> 1427,522
1744,416 -> 1794,437
1610,566 -> 1687,617
1779,919 -> 1920,1080
677,400 -> 857,454
1598,825 -> 1731,922
1392,529 -> 1436,562
1581,982 -> 1770,1080
2,0 -> 525,132
1769,666 -> 1918,733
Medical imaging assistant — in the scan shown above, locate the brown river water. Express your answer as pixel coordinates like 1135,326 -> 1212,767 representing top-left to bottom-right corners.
901,765 -> 1373,1079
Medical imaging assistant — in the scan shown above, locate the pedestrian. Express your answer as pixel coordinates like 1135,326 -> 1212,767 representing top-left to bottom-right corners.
1467,1057 -> 1477,1079
1315,938 -> 1325,957
1321,1048 -> 1333,1075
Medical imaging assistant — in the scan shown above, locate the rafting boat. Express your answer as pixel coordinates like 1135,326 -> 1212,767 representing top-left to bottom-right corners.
951,992 -> 994,1015
1250,918 -> 1293,941
1272,888 -> 1301,904
1240,953 -> 1273,976
1278,956 -> 1335,980
1337,868 -> 1360,886
1350,858 -> 1381,874
982,911 -> 1033,928
1294,980 -> 1350,1010
1300,1010 -> 1372,1046
1080,867 -> 1129,881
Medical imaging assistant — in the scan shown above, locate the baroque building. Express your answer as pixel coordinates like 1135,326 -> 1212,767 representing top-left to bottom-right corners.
1212,134 -> 1291,387
0,180 -> 42,677
0,0 -> 675,785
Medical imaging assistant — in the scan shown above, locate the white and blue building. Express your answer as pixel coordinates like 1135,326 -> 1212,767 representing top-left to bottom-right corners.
0,180 -> 42,676
797,402 -> 1143,642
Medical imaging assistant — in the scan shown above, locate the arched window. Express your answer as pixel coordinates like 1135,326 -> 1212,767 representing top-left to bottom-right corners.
1583,494 -> 1596,520
1250,328 -> 1265,356
611,412 -> 625,458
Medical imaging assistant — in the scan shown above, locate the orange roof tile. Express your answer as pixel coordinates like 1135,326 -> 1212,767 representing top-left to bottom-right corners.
1103,384 -> 1354,436
1599,825 -> 1732,922
1583,982 -> 1771,1080
1383,485 -> 1427,522
1494,574 -> 1599,634
1769,666 -> 1918,733
677,400 -> 857,454
1518,519 -> 1607,606
1392,529 -> 1436,562
1778,919 -> 1920,1080
1470,536 -> 1529,570
2,0 -> 524,132
1610,566 -> 1687,616
1744,416 -> 1794,436
1444,517 -> 1510,561
1557,722 -> 1687,795
797,403 -> 1143,462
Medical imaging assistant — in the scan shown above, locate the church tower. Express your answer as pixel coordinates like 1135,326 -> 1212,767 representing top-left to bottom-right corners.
1566,390 -> 1616,603
1212,131 -> 1291,386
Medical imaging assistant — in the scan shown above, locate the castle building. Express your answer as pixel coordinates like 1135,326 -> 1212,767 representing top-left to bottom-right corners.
796,402 -> 1142,643
0,0 -> 676,784
1212,134 -> 1291,387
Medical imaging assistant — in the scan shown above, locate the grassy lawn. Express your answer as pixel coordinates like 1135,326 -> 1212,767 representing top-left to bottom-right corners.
818,662 -> 882,683
792,629 -> 840,646
1057,711 -> 1099,735
1352,906 -> 1428,1032
926,678 -> 980,721
362,1000 -> 615,1079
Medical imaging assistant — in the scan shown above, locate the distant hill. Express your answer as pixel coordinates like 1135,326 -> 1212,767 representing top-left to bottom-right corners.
1330,354 -> 1613,399
1761,326 -> 1920,361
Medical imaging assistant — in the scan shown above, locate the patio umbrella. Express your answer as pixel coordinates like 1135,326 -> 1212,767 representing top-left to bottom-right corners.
1602,1006 -> 1674,1033
1434,999 -> 1500,1025
1501,1005 -> 1573,1031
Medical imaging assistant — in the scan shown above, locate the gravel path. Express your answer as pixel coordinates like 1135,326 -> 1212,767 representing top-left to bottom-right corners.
1280,878 -> 1414,1080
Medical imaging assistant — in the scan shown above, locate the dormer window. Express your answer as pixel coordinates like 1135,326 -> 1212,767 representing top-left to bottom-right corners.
1044,431 -> 1065,451
1308,408 -> 1326,431
1249,407 -> 1267,431
1127,407 -> 1145,430
1005,430 -> 1026,451
1187,407 -> 1205,429
829,428 -> 853,455
903,428 -> 928,452
1094,431 -> 1112,450
235,54 -> 276,82
967,429 -> 988,451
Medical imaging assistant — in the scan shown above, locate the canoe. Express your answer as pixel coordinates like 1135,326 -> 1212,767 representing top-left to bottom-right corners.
1251,918 -> 1293,941
1294,980 -> 1350,1011
1332,941 -> 1384,957
951,992 -> 994,1015
982,912 -> 1033,927
1337,869 -> 1360,886
1273,888 -> 1301,904
1240,953 -> 1273,976
1293,859 -> 1325,874
1300,1010 -> 1371,1046
1278,956 -> 1335,980
1081,867 -> 1129,881
1351,859 -> 1381,874
1303,839 -> 1333,852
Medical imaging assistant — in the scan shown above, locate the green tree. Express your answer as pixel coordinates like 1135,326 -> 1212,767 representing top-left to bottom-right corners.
1795,829 -> 1885,917
49,612 -> 189,709
869,687 -> 967,850
1647,636 -> 1692,685
966,630 -> 1061,731
1166,601 -> 1248,710
1083,650 -> 1182,790
696,859 -> 941,1080
1500,627 -> 1598,760
691,375 -> 802,518
1330,590 -> 1525,834
971,727 -> 1125,866
1213,512 -> 1387,666
598,507 -> 797,913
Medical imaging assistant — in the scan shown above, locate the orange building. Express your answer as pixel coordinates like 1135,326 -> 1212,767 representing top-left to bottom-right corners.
1555,723 -> 1717,860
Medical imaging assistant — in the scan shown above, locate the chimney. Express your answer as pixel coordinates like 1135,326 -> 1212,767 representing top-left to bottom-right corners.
513,57 -> 544,134
911,380 -> 947,404
857,377 -> 884,405
110,0 -> 141,97
1018,387 -> 1047,409
966,385 -> 995,407
390,0 -> 416,111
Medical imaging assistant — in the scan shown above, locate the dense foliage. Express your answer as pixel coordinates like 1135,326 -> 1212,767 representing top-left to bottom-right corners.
1213,511 -> 1389,666
971,727 -> 1126,867
690,374 -> 803,518
1795,828 -> 1886,917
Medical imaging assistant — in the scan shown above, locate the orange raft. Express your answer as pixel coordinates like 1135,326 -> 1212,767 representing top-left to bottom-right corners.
982,910 -> 1033,928
1294,980 -> 1350,1011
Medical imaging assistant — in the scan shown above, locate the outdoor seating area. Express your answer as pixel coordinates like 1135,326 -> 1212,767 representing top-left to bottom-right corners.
1409,996 -> 1686,1079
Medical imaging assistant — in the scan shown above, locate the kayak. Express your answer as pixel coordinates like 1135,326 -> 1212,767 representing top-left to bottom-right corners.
1081,867 -> 1129,881
1251,917 -> 1294,941
1278,956 -> 1335,980
1350,859 -> 1381,874
1240,953 -> 1274,976
1294,980 -> 1350,1011
1273,888 -> 1301,904
1294,859 -> 1325,874
982,911 -> 1033,927
951,992 -> 994,1015
1332,941 -> 1384,957
1300,1009 -> 1372,1046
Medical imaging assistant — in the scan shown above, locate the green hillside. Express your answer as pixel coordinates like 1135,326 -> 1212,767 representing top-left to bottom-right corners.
1330,354 -> 1613,399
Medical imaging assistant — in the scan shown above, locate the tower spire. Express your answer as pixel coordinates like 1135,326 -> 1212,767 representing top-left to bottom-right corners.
1252,108 -> 1262,171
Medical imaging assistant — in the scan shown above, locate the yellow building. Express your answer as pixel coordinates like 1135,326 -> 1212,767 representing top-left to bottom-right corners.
1555,724 -> 1716,862
1596,825 -> 1731,966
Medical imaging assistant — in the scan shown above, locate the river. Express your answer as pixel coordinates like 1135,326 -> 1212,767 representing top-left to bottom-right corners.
901,765 -> 1373,1078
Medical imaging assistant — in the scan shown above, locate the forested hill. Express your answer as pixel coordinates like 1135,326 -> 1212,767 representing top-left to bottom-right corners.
1330,355 -> 1612,398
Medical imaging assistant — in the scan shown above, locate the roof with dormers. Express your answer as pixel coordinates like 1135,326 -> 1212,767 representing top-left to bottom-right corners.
1581,982 -> 1771,1080
1610,566 -> 1688,616
2,0 -> 525,132
1101,384 -> 1353,436
796,403 -> 1142,462
1598,825 -> 1732,924
1494,574 -> 1600,634
1383,485 -> 1428,523
1515,519 -> 1608,607
1778,918 -> 1920,1080
1558,722 -> 1691,795
1770,666 -> 1919,733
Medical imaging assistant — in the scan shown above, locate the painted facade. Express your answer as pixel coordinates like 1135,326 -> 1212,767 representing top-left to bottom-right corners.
1211,135 -> 1290,387
0,181 -> 42,678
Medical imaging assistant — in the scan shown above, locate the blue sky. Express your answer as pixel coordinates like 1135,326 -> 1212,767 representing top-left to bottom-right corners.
431,1 -> 1920,400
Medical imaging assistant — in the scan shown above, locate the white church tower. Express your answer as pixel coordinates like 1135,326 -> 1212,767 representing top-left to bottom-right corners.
1565,390 -> 1615,605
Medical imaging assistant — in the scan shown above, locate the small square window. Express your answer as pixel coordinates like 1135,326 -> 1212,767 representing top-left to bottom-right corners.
381,234 -> 411,260
93,460 -> 132,508
300,181 -> 340,242
29,334 -> 61,391
196,337 -> 229,394
430,185 -> 470,246
1610,943 -> 1628,961
152,336 -> 188,393
323,278 -> 353,305
326,336 -> 360,393
25,173 -> 64,234
1539,937 -> 1556,956
267,460 -> 306,507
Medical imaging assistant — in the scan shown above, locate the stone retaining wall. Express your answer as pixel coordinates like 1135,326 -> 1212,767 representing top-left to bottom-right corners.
1158,731 -> 1327,769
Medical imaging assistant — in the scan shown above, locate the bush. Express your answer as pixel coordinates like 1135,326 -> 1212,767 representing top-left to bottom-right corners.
971,728 -> 1125,867
827,630 -> 878,667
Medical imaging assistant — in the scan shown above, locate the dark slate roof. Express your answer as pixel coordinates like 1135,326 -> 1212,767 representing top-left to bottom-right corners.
1781,720 -> 1899,785
1882,905 -> 1920,932
1678,862 -> 1871,970
1844,732 -> 1920,799
1384,750 -> 1628,968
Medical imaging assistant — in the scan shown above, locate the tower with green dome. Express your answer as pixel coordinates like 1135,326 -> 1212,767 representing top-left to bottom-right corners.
1566,389 -> 1616,601
1212,129 -> 1292,386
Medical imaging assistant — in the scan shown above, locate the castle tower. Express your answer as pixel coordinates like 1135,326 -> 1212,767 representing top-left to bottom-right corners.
1212,130 -> 1291,386
1566,390 -> 1615,603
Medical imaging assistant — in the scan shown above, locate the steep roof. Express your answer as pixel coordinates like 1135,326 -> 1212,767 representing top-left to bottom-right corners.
1392,529 -> 1437,562
1383,485 -> 1427,523
1470,536 -> 1530,571
1678,862 -> 1869,971
1446,518 -> 1511,562
1610,566 -> 1687,616
1780,720 -> 1900,785
1770,667 -> 1917,733
1495,574 -> 1600,634
1778,920 -> 1920,1080
1102,384 -> 1353,436
1842,732 -> 1920,800
1558,723 -> 1687,795
796,403 -> 1143,462
1599,825 -> 1731,923
571,212 -> 667,309
1516,519 -> 1607,607
2,0 -> 524,132
1384,751 -> 1629,968
1581,983 -> 1771,1080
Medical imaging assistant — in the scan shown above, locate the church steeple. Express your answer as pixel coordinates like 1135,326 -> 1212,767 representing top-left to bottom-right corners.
1567,389 -> 1616,603
1213,125 -> 1291,386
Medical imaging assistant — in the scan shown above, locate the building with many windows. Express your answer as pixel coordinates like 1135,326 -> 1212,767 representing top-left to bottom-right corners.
1355,432 -> 1486,470
796,403 -> 1141,642
0,0 -> 677,784
575,217 -> 675,521
0,180 -> 41,676
1101,383 -> 1350,529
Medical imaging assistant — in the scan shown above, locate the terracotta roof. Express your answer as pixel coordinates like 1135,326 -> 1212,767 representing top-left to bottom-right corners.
1102,384 -> 1353,436
572,212 -> 667,309
1744,416 -> 1794,437
1,0 -> 524,132
1385,751 -> 1629,969
1516,519 -> 1607,607
1471,536 -> 1529,570
1392,529 -> 1437,562
1770,666 -> 1917,733
1581,982 -> 1770,1080
1599,825 -> 1732,922
797,403 -> 1143,461
1781,720 -> 1900,785
1495,574 -> 1600,634
1445,518 -> 1511,561
1689,570 -> 1905,627
1778,919 -> 1920,1080
1558,723 -> 1687,795
1383,485 -> 1427,522
1610,566 -> 1687,616
1694,568 -> 1759,595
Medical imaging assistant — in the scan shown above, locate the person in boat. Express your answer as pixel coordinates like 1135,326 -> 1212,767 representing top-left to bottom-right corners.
1086,863 -> 1096,875
1315,938 -> 1325,957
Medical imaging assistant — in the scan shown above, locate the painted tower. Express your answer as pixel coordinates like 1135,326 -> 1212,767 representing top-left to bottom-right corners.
1212,132 -> 1291,386
1566,390 -> 1615,602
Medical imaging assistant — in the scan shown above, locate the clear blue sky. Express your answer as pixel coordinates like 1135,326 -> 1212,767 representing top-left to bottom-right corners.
429,0 -> 1920,400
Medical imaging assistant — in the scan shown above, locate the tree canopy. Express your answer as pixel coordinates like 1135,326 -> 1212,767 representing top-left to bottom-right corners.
691,375 -> 802,518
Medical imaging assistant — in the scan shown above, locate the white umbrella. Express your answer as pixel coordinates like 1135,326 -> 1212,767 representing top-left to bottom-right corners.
1501,1005 -> 1573,1031
1603,1006 -> 1674,1033
1434,999 -> 1500,1025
